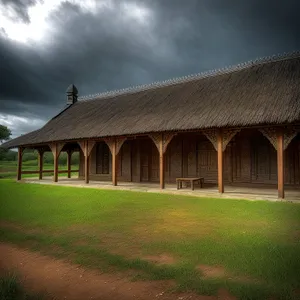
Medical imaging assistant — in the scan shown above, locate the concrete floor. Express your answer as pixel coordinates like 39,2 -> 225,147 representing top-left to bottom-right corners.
20,176 -> 300,203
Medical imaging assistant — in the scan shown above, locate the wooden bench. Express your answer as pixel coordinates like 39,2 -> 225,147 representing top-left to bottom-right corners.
176,177 -> 204,190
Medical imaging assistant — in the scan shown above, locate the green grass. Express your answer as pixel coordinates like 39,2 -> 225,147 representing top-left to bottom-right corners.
0,180 -> 300,299
0,273 -> 46,300
0,160 -> 78,179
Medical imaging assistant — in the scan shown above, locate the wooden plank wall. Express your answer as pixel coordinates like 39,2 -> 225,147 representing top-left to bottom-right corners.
78,132 -> 300,186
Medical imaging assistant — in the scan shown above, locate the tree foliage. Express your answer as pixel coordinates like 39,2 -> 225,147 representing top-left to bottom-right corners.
0,125 -> 11,143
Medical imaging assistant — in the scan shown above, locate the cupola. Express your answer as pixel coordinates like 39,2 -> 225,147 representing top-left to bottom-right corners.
66,84 -> 78,105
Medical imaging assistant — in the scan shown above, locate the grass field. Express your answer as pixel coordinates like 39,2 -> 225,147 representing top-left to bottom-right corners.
0,180 -> 300,299
0,160 -> 78,179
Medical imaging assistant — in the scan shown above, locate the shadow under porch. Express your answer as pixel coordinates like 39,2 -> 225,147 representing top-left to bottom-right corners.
77,129 -> 300,198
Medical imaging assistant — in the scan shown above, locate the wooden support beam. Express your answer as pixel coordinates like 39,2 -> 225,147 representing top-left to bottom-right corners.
112,140 -> 118,186
84,142 -> 89,184
79,141 -> 94,184
159,136 -> 165,189
277,129 -> 284,199
203,128 -> 240,151
49,142 -> 64,183
84,155 -> 89,184
53,152 -> 58,182
148,133 -> 175,189
217,130 -> 224,193
136,139 -> 141,182
67,150 -> 72,179
104,137 -> 127,186
17,147 -> 23,181
38,150 -> 44,180
149,132 -> 176,154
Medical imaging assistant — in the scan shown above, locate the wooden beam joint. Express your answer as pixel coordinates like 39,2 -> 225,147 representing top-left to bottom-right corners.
203,128 -> 240,151
149,132 -> 176,154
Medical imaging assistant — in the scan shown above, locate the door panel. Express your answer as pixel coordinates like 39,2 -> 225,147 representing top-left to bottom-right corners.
251,136 -> 277,183
197,140 -> 217,182
150,142 -> 159,181
140,141 -> 150,182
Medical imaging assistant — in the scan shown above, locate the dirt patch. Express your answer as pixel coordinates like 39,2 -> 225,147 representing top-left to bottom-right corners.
217,289 -> 237,300
143,253 -> 176,265
0,220 -> 47,235
0,243 -> 220,300
197,264 -> 226,278
0,220 -> 25,231
72,239 -> 91,247
197,264 -> 260,285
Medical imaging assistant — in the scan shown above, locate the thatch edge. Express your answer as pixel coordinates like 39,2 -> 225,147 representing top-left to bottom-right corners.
79,51 -> 300,102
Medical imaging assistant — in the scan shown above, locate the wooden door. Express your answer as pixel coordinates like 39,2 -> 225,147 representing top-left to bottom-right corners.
251,136 -> 277,183
285,135 -> 300,185
197,140 -> 218,182
140,139 -> 160,182
140,140 -> 150,181
150,143 -> 159,182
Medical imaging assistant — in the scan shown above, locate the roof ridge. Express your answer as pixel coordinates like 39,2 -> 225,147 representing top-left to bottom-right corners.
78,50 -> 300,102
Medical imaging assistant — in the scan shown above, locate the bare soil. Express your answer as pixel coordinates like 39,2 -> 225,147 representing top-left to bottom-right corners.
197,265 -> 226,278
0,243 -> 236,300
142,254 -> 176,265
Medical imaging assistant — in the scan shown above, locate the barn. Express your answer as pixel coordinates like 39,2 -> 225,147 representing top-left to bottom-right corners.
2,53 -> 300,199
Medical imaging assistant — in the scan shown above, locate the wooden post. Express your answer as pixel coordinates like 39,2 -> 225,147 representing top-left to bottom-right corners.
277,129 -> 284,199
17,147 -> 23,181
136,140 -> 141,182
217,130 -> 224,193
159,135 -> 165,189
84,146 -> 89,184
38,150 -> 44,180
67,150 -> 72,179
53,147 -> 58,183
112,140 -> 118,186
79,140 -> 95,184
49,142 -> 64,183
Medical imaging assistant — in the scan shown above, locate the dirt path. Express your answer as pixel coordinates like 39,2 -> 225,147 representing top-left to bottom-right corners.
0,243 -> 234,300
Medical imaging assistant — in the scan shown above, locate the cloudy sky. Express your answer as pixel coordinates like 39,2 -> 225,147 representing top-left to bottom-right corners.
0,0 -> 299,138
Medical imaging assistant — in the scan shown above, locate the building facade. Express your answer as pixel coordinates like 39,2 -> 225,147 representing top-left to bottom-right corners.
2,53 -> 300,199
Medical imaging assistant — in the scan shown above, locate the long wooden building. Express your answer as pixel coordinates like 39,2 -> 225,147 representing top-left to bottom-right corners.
2,53 -> 300,199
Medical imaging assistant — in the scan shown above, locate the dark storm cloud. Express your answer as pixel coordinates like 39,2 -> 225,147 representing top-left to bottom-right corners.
0,0 -> 300,136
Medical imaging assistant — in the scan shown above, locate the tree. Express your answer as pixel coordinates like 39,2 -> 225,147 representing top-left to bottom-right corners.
0,125 -> 11,144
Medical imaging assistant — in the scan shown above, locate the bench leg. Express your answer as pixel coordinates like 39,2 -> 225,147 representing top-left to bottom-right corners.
191,181 -> 194,191
177,181 -> 179,190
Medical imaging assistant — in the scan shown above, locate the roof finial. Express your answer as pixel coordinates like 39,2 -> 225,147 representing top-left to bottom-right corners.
66,84 -> 78,105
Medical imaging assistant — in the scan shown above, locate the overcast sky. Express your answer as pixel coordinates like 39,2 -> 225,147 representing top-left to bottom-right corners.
0,0 -> 299,138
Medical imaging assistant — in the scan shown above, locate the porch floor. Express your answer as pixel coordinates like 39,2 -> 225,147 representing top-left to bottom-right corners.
20,177 -> 300,202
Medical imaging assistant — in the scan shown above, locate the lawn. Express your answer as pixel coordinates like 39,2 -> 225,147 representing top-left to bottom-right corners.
0,180 -> 300,299
0,160 -> 78,179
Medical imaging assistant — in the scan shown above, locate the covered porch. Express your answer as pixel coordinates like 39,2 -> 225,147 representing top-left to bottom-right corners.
20,176 -> 300,202
15,125 -> 300,200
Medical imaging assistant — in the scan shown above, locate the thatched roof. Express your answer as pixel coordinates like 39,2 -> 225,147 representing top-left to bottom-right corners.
3,52 -> 300,149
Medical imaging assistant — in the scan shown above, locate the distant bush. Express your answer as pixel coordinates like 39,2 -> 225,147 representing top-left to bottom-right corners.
0,148 -> 17,161
0,148 -> 80,166
71,152 -> 79,165
43,152 -> 53,164
22,160 -> 38,166
22,152 -> 38,162
44,151 -> 79,165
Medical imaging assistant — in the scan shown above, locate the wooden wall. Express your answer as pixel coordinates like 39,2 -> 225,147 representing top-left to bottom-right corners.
78,131 -> 300,187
